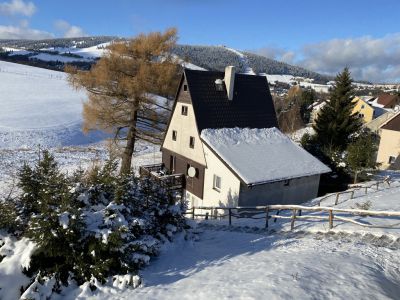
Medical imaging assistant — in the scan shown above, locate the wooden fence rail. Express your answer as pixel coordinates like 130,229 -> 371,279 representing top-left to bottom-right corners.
185,204 -> 400,230
317,180 -> 394,206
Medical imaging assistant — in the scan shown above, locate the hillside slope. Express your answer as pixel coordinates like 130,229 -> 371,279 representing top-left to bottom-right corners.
0,60 -> 106,148
0,37 -> 331,82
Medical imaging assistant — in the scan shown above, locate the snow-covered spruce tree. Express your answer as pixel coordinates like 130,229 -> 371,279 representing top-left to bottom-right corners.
346,129 -> 379,183
19,152 -> 186,296
313,68 -> 362,153
20,151 -> 84,286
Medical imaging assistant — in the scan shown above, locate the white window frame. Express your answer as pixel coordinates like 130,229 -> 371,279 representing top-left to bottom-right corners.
213,174 -> 221,191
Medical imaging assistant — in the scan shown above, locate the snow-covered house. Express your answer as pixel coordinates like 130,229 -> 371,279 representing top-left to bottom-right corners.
144,67 -> 330,207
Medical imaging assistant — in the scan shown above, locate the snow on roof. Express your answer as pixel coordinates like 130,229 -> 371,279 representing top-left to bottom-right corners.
201,127 -> 331,185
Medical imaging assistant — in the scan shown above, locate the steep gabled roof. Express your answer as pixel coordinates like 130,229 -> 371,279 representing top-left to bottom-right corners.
201,127 -> 331,186
184,69 -> 278,131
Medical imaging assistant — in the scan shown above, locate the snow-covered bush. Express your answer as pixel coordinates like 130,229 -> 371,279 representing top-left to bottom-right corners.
2,151 -> 186,296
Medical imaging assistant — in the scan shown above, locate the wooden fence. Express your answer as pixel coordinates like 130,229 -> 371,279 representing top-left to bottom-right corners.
317,180 -> 393,206
185,204 -> 400,230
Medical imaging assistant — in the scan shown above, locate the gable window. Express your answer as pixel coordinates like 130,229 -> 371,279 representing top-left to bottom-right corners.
361,104 -> 365,109
389,156 -> 396,164
181,105 -> 188,116
183,84 -> 188,91
189,136 -> 195,148
172,130 -> 177,141
213,175 -> 221,191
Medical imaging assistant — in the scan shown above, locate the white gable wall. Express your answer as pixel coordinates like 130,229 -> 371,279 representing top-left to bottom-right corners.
203,143 -> 241,207
162,102 -> 206,166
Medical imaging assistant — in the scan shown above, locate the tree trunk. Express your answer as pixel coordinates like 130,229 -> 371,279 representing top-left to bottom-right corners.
120,110 -> 138,175
354,171 -> 358,184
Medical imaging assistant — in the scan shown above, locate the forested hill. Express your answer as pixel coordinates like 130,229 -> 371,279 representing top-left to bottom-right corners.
0,37 -> 330,83
172,45 -> 330,83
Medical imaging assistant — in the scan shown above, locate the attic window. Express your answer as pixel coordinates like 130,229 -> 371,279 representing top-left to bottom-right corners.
181,105 -> 188,116
183,84 -> 188,91
172,130 -> 177,141
215,79 -> 224,91
189,136 -> 195,148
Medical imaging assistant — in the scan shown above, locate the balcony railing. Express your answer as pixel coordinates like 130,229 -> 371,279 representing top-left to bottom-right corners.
139,163 -> 185,190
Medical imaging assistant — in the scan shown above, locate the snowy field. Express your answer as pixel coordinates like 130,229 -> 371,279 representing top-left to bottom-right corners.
0,60 -> 107,148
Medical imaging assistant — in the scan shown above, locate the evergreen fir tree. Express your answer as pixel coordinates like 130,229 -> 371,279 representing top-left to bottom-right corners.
313,68 -> 362,152
346,129 -> 379,183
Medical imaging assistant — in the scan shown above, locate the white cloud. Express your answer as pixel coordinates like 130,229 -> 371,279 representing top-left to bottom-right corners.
0,24 -> 53,39
54,20 -> 87,38
299,34 -> 400,82
253,33 -> 400,83
0,0 -> 36,17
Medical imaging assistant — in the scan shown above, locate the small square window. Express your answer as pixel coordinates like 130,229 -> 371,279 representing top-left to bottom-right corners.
181,105 -> 188,116
389,156 -> 396,164
213,174 -> 221,191
189,136 -> 195,148
183,84 -> 188,91
172,130 -> 177,141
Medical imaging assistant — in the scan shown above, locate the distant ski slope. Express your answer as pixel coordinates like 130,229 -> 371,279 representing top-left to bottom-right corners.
0,61 -> 106,148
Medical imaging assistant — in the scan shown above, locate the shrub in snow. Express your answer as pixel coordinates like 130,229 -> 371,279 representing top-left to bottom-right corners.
1,151 -> 186,296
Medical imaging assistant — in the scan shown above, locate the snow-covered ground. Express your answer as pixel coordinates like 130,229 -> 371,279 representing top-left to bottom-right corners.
4,228 -> 397,299
0,60 -> 108,148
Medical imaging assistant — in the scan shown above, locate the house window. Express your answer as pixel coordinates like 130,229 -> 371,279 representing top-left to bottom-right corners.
183,84 -> 188,91
361,104 -> 365,109
172,130 -> 177,141
213,174 -> 221,191
389,156 -> 396,164
284,179 -> 290,186
189,136 -> 195,148
181,105 -> 188,116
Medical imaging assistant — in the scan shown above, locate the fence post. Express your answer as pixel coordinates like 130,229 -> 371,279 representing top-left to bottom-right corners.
274,210 -> 280,223
290,209 -> 297,230
365,187 -> 368,194
328,210 -> 333,229
192,207 -> 195,220
350,191 -> 355,199
335,193 -> 340,205
265,207 -> 269,229
376,182 -> 379,190
228,208 -> 232,226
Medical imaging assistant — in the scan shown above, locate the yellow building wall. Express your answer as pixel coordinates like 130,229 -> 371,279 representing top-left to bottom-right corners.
376,129 -> 400,169
352,97 -> 374,123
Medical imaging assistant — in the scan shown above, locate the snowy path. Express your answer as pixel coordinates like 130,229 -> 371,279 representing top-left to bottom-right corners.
223,47 -> 256,75
63,229 -> 400,299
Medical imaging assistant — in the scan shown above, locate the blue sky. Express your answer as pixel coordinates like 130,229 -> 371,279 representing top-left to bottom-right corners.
0,0 -> 400,82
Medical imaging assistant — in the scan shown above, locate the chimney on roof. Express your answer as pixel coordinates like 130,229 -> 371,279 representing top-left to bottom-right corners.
224,66 -> 235,100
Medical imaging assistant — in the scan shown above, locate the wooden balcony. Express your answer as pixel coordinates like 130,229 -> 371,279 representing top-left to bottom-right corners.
139,163 -> 185,190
